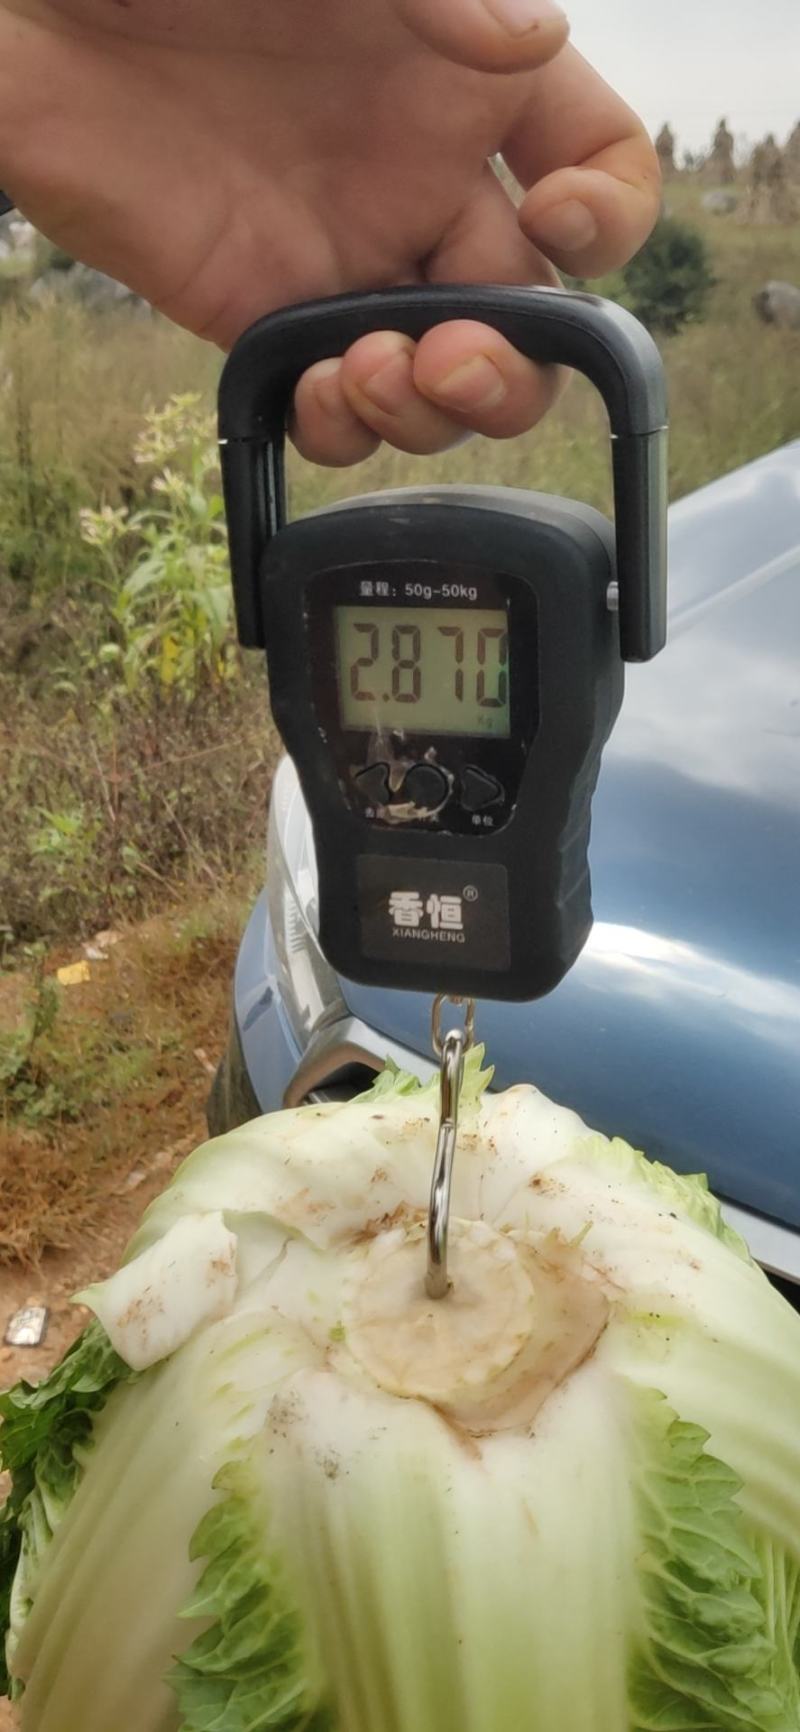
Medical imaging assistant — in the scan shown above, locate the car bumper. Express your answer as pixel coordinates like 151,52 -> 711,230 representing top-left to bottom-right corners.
208,889 -> 438,1135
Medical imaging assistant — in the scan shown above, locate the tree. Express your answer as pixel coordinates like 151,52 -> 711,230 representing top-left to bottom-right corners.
706,118 -> 736,184
786,121 -> 800,182
655,124 -> 677,178
740,135 -> 797,224
618,218 -> 715,336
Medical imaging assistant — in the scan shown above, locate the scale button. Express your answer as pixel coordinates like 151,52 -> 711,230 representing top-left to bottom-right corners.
354,762 -> 391,806
404,762 -> 449,810
461,765 -> 504,813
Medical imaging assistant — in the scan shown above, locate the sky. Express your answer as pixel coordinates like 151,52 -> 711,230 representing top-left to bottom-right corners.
565,1 -> 800,157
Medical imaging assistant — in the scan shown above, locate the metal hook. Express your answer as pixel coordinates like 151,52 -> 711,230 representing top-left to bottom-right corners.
426,1024 -> 468,1301
431,993 -> 475,1059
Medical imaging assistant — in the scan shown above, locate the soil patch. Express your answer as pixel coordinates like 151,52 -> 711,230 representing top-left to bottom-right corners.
0,892 -> 252,1728
0,894 -> 247,1265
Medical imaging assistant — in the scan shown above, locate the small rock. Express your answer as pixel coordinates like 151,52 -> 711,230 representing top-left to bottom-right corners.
4,1306 -> 49,1347
93,928 -> 122,950
754,279 -> 800,329
151,1147 -> 179,1172
120,1166 -> 148,1193
702,189 -> 738,215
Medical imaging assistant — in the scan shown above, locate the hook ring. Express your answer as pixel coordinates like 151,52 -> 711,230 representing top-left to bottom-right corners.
425,1027 -> 466,1301
431,993 -> 475,1059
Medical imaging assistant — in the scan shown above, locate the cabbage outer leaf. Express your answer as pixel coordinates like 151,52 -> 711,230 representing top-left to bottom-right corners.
170,1461 -> 334,1732
630,1389 -> 800,1731
0,1321 -> 134,1696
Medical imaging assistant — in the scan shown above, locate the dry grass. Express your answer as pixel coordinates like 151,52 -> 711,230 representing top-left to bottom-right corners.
0,299 -> 218,505
0,672 -> 279,947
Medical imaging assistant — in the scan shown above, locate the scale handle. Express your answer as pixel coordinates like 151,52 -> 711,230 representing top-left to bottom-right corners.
218,284 -> 668,662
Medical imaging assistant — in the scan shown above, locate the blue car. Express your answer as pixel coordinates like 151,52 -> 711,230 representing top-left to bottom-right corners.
208,439 -> 800,1299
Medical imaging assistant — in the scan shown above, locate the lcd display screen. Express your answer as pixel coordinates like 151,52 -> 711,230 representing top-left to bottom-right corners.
335,605 -> 510,736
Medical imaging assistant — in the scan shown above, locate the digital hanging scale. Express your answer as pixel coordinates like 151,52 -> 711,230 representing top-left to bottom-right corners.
219,285 -> 668,1006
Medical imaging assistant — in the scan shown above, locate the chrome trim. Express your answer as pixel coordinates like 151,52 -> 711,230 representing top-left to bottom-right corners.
282,1015 -> 435,1108
721,1201 -> 800,1286
283,1026 -> 381,1108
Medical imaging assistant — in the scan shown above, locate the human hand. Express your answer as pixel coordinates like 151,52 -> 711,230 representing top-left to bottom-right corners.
0,0 -> 660,463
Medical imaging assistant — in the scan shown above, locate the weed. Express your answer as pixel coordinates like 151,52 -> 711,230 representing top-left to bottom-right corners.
78,394 -> 235,699
0,956 -> 59,1121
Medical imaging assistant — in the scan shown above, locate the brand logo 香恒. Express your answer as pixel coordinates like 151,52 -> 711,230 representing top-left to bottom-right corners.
387,890 -> 470,945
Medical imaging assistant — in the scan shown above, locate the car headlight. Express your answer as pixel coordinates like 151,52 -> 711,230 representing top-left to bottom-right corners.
266,757 -> 346,1047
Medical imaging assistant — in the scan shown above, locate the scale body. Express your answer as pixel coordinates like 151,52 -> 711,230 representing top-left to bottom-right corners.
219,286 -> 668,1005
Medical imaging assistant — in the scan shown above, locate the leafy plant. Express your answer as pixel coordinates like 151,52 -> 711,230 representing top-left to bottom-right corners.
79,394 -> 236,701
0,953 -> 61,1122
619,217 -> 717,336
27,805 -> 101,904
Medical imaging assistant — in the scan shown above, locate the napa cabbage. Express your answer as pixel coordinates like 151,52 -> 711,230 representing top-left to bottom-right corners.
2,1055 -> 800,1731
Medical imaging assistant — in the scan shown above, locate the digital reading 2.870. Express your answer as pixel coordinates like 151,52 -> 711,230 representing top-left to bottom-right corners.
336,600 -> 510,738
219,286 -> 668,1005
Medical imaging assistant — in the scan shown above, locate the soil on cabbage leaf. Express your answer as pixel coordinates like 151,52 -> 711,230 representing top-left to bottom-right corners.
0,893 -> 250,1728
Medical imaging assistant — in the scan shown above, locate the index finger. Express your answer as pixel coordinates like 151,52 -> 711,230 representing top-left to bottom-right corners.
503,46 -> 661,276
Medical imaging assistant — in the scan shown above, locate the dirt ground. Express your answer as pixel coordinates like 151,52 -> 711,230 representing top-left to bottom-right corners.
0,1126 -> 199,1379
0,901 -> 245,1728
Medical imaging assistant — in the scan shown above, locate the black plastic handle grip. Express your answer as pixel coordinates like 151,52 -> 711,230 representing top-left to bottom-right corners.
218,284 -> 668,661
0,192 -> 14,217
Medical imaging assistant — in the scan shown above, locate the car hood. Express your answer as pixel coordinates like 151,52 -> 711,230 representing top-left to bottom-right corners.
338,442 -> 800,1228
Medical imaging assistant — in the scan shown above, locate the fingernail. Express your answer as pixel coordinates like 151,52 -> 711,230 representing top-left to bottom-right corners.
532,199 -> 598,253
433,356 -> 507,412
361,340 -> 414,414
313,358 -> 349,419
483,0 -> 567,35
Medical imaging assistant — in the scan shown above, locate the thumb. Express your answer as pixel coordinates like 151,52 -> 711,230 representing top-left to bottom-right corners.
392,0 -> 569,74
